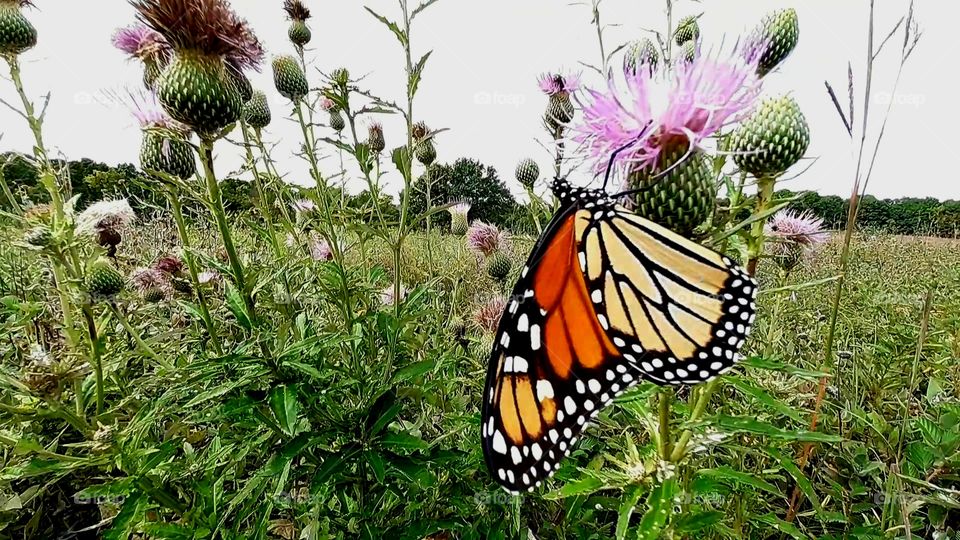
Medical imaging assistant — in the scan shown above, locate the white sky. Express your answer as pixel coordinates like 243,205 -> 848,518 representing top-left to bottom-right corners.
1,0 -> 955,201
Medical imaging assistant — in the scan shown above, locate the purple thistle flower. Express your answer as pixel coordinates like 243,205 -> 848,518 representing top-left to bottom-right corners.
319,97 -> 337,112
467,222 -> 509,257
112,23 -> 171,63
766,210 -> 829,248
130,0 -> 263,70
125,89 -> 178,130
473,296 -> 507,334
574,45 -> 763,176
448,201 -> 472,219
538,72 -> 581,96
308,233 -> 334,261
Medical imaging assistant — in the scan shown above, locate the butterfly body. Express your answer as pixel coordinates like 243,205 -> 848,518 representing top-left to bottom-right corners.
481,177 -> 757,493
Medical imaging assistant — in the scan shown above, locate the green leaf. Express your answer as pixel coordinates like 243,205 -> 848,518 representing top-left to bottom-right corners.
392,359 -> 436,385
616,484 -> 644,540
740,356 -> 831,379
673,511 -> 724,532
696,467 -> 782,498
314,445 -> 360,485
103,493 -> 146,540
635,478 -> 678,540
392,146 -> 413,179
408,50 -> 433,98
224,282 -> 252,330
74,478 -> 136,504
365,7 -> 407,45
753,513 -> 810,539
269,385 -> 300,437
381,431 -> 429,452
366,451 -> 387,483
765,448 -> 823,514
712,415 -> 844,443
551,476 -> 604,499
726,378 -> 805,423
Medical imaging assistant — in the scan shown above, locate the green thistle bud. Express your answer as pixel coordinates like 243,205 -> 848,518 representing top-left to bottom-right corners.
156,53 -> 243,136
329,110 -> 346,132
86,258 -> 125,299
729,95 -> 810,178
283,0 -> 312,47
627,145 -> 715,235
678,40 -> 697,63
143,59 -> 163,90
623,38 -> 659,73
486,251 -> 512,281
451,215 -> 468,236
331,67 -> 350,87
140,131 -> 197,180
751,8 -> 799,77
367,122 -> 385,154
515,159 -> 540,188
416,139 -> 437,166
673,15 -> 700,45
273,55 -> 309,101
24,225 -> 52,248
289,21 -> 311,48
0,1 -> 37,56
228,66 -> 253,103
546,94 -> 575,130
243,90 -> 271,129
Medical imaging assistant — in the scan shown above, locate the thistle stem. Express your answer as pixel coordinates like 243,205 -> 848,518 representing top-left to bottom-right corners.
669,378 -> 720,462
746,175 -> 776,276
79,305 -> 104,415
166,187 -> 221,354
657,388 -> 674,460
198,138 -> 257,325
108,302 -> 168,369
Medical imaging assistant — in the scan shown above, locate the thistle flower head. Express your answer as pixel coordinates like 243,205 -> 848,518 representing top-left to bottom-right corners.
319,97 -> 337,112
379,284 -> 409,307
130,267 -> 173,295
765,210 -> 828,249
291,198 -> 317,214
112,23 -> 172,63
538,72 -> 581,96
125,88 -> 187,132
308,233 -> 333,261
198,270 -> 220,285
467,221 -> 509,257
412,121 -> 430,141
283,0 -> 311,22
130,0 -> 263,70
75,199 -> 136,237
447,201 -> 472,219
155,255 -> 185,275
574,45 -> 763,177
473,296 -> 507,334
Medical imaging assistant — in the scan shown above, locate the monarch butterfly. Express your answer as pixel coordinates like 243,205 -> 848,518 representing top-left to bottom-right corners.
480,174 -> 757,493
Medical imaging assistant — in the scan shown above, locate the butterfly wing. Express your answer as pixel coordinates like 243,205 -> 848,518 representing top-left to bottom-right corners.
481,207 -> 640,493
576,207 -> 757,384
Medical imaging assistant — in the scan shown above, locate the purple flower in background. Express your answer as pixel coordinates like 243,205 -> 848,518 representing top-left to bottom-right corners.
574,45 -> 763,177
765,209 -> 829,270
112,23 -> 171,63
308,234 -> 333,261
538,72 -> 581,96
467,222 -> 509,257
473,296 -> 507,334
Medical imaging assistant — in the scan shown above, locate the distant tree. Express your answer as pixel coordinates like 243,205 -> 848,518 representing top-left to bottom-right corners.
403,158 -> 520,229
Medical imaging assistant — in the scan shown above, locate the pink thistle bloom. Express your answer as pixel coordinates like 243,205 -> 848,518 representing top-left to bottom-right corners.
574,45 -> 763,177
112,23 -> 172,63
379,284 -> 409,307
467,222 -> 509,257
155,255 -> 185,275
766,210 -> 829,248
447,201 -> 472,219
538,72 -> 581,96
130,267 -> 173,297
473,296 -> 507,334
308,234 -> 334,261
124,89 -> 187,132
319,97 -> 337,112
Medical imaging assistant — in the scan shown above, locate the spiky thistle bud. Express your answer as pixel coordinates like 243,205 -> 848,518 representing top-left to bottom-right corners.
412,121 -> 436,165
749,8 -> 799,77
729,94 -> 810,178
283,0 -> 312,48
486,251 -> 512,281
628,145 -> 715,235
673,15 -> 700,45
367,122 -> 386,154
515,158 -> 540,188
0,0 -> 36,56
623,38 -> 659,74
538,72 -> 580,131
273,55 -> 309,101
112,23 -> 172,90
131,0 -> 264,136
243,90 -> 271,129
127,90 -> 197,179
678,40 -> 698,64
329,110 -> 346,132
447,201 -> 471,236
86,258 -> 125,299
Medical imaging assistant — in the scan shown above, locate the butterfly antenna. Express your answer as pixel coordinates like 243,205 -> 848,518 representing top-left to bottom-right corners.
603,123 -> 651,191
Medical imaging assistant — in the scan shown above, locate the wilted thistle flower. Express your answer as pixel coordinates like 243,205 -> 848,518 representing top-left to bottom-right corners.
155,255 -> 184,276
112,23 -> 172,89
538,72 -> 580,130
76,199 -> 136,238
447,201 -> 471,235
131,0 -> 264,136
473,296 -> 507,334
574,46 -> 763,234
283,0 -> 312,48
127,89 -> 197,179
367,122 -> 386,154
130,267 -> 172,302
0,0 -> 37,56
765,209 -> 828,271
412,121 -> 436,165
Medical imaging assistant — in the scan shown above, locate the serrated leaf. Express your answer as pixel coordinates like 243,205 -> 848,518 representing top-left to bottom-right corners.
224,282 -> 252,330
696,467 -> 782,498
765,448 -> 823,514
392,359 -> 436,385
712,415 -> 844,443
381,431 -> 428,452
269,385 -> 300,436
408,50 -> 433,98
635,479 -> 677,540
366,451 -> 386,483
365,7 -> 407,45
727,378 -> 805,422
411,0 -> 441,19
615,484 -> 644,540
552,476 -> 604,498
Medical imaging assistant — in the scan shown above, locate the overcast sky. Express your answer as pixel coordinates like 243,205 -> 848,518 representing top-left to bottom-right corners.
0,0 -> 954,201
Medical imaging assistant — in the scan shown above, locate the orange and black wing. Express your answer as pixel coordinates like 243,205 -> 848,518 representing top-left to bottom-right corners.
481,202 -> 757,493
